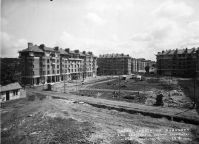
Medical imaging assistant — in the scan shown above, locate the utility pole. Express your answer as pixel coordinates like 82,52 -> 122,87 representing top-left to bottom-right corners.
193,63 -> 197,108
194,74 -> 196,107
76,75 -> 78,94
118,75 -> 121,96
64,74 -> 66,93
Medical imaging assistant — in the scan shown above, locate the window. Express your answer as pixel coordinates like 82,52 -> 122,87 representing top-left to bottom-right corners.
13,90 -> 18,96
47,71 -> 50,74
57,60 -> 59,63
47,59 -> 50,63
57,70 -> 59,74
1,92 -> 5,95
57,65 -> 59,68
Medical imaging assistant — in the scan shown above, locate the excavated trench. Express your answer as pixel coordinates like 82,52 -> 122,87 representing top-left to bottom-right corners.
51,96 -> 199,126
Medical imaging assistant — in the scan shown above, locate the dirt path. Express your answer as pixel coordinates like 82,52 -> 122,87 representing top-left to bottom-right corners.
28,89 -> 199,125
80,88 -> 145,93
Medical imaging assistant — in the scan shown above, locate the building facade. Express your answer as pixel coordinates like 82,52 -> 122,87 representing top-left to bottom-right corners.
131,58 -> 138,72
19,43 -> 97,86
156,48 -> 199,77
131,58 -> 156,73
0,82 -> 23,102
97,54 -> 131,75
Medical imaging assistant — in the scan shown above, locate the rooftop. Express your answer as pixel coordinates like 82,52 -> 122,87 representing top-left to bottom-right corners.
0,82 -> 22,92
20,45 -> 43,53
99,53 -> 130,58
157,47 -> 199,55
19,42 -> 96,57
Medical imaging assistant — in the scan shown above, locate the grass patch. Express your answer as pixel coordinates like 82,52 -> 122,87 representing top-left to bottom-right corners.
1,112 -> 95,144
27,93 -> 46,101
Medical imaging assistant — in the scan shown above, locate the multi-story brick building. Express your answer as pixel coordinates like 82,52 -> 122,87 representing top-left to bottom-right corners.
131,58 -> 156,73
19,43 -> 97,86
97,54 -> 131,75
156,48 -> 199,77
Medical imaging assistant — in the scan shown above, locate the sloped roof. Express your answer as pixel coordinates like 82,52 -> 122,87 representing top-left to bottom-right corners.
0,82 -> 22,92
59,49 -> 69,55
69,50 -> 76,54
43,47 -> 54,52
168,50 -> 176,55
20,45 -> 59,53
99,53 -> 130,58
157,48 -> 198,55
79,52 -> 86,57
20,45 -> 43,53
177,49 -> 185,54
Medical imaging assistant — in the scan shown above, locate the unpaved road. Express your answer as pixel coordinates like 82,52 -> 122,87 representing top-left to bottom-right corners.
1,91 -> 199,144
30,89 -> 199,124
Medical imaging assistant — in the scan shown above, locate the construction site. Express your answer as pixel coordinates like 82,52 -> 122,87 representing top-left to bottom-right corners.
1,75 -> 199,144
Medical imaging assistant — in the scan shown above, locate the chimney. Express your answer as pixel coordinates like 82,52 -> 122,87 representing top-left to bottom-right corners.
28,42 -> 33,48
65,48 -> 70,53
54,46 -> 59,51
74,50 -> 79,53
83,51 -> 86,54
39,44 -> 45,50
88,51 -> 92,55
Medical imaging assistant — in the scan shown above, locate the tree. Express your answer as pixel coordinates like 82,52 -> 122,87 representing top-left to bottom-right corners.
145,65 -> 150,74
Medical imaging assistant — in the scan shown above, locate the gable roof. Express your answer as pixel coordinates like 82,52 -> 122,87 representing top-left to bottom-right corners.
0,82 -> 22,92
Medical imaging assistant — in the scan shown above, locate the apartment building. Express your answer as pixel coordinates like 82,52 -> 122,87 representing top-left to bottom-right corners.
97,54 -> 131,75
131,58 -> 138,72
19,43 -> 97,86
197,56 -> 199,79
156,48 -> 199,77
131,58 -> 156,73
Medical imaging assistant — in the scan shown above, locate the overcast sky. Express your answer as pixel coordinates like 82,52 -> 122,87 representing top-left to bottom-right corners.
1,0 -> 199,60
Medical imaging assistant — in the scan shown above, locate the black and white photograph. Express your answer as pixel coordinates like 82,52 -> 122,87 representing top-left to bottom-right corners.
1,0 -> 199,143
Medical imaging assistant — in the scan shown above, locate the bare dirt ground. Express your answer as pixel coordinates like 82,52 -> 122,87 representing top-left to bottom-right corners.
1,76 -> 198,144
80,77 -> 199,109
1,92 -> 199,144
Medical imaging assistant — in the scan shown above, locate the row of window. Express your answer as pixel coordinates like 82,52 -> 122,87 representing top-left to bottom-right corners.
46,59 -> 59,63
0,90 -> 19,96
